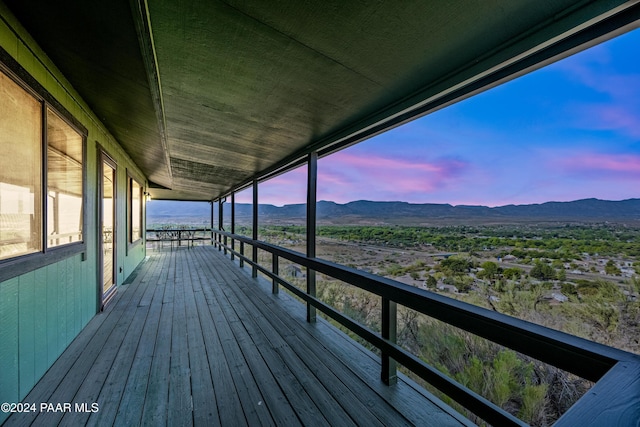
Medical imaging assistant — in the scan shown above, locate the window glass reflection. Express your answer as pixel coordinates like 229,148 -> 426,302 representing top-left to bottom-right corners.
47,108 -> 83,247
130,179 -> 142,242
0,71 -> 42,260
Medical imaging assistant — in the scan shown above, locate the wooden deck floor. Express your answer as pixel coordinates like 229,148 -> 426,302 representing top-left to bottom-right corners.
4,246 -> 472,427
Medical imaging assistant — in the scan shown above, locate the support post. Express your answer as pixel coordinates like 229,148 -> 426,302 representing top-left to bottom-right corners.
252,179 -> 258,278
231,192 -> 235,261
272,254 -> 279,294
221,199 -> 227,254
240,241 -> 244,268
210,200 -> 214,246
218,199 -> 223,251
306,152 -> 317,323
381,297 -> 398,385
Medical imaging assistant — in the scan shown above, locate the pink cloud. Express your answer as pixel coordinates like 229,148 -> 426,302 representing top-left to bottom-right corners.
234,151 -> 473,205
316,151 -> 470,203
233,167 -> 308,206
557,152 -> 640,179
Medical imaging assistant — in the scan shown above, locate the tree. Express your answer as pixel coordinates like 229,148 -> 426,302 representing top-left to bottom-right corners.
439,257 -> 472,275
478,261 -> 501,281
425,275 -> 437,289
503,267 -> 523,280
556,268 -> 567,281
530,261 -> 556,281
561,282 -> 577,296
604,260 -> 621,276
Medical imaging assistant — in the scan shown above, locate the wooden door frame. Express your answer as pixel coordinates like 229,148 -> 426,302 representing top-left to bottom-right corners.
98,147 -> 117,311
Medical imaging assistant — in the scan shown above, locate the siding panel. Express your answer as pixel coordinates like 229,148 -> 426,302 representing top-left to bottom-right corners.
65,257 -> 75,345
74,256 -> 82,335
57,258 -> 67,349
18,271 -> 36,397
46,262 -> 59,365
0,277 -> 19,418
33,267 -> 48,380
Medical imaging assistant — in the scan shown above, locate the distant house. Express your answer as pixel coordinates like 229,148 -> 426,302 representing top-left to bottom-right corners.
620,268 -> 635,278
437,284 -> 458,293
285,264 -> 306,278
623,290 -> 638,302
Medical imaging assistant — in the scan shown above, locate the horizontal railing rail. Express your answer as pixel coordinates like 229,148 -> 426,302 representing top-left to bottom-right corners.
145,227 -> 211,241
212,229 -> 640,426
146,227 -> 212,246
146,227 -> 212,234
48,231 -> 82,244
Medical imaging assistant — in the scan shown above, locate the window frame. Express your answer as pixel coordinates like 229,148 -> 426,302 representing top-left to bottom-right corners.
0,48 -> 88,283
127,170 -> 144,248
45,106 -> 85,249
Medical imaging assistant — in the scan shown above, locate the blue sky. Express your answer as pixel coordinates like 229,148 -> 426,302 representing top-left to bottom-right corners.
241,28 -> 640,207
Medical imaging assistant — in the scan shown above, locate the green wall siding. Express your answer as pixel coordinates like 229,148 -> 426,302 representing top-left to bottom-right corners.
0,278 -> 19,409
0,256 -> 94,410
17,271 -> 35,396
0,3 -> 147,423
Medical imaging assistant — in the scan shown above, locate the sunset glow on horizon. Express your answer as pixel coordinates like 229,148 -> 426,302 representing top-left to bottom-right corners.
235,29 -> 640,208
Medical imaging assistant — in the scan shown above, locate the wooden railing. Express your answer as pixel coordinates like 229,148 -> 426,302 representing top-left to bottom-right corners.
211,229 -> 640,426
48,231 -> 82,246
146,227 -> 212,249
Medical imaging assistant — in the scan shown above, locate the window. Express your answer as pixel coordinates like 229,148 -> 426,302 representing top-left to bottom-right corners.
47,108 -> 83,247
0,71 -> 42,260
129,176 -> 142,243
0,66 -> 85,264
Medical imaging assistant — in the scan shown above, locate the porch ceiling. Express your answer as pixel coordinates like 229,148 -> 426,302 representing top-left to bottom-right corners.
4,1 -> 640,200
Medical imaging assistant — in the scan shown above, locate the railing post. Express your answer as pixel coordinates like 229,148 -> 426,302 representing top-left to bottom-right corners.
381,297 -> 398,385
272,254 -> 279,294
231,192 -> 235,260
210,199 -> 214,246
221,197 -> 227,255
218,200 -> 223,252
240,241 -> 244,267
306,152 -> 317,323
252,179 -> 258,278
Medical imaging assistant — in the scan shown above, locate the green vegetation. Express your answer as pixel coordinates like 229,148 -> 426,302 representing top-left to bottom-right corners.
298,223 -> 640,259
529,261 -> 556,280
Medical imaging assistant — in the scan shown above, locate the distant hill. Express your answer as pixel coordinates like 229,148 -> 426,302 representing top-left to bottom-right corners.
147,198 -> 640,225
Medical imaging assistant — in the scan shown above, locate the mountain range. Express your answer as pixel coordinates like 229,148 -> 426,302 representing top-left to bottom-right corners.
148,198 -> 640,225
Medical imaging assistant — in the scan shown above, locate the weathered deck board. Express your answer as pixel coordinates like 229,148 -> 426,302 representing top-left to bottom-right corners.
208,249 -> 471,427
112,253 -> 167,427
3,246 -> 471,427
185,252 -> 274,427
140,252 -> 175,426
209,258 -> 399,427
